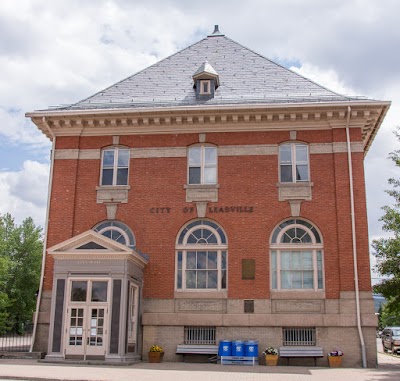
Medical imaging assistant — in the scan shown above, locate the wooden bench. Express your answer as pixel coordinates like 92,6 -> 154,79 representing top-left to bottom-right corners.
279,346 -> 324,366
176,344 -> 218,361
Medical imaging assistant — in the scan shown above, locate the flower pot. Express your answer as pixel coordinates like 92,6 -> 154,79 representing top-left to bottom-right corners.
265,354 -> 279,366
328,355 -> 342,368
148,351 -> 164,363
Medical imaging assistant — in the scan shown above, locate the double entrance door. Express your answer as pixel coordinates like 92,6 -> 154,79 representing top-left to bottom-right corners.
64,279 -> 110,360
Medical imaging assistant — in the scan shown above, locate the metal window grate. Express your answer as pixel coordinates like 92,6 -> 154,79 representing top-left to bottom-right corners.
283,327 -> 316,346
184,326 -> 216,345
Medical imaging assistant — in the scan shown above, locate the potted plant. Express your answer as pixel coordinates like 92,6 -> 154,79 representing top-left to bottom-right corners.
148,345 -> 164,363
327,349 -> 343,367
262,346 -> 279,366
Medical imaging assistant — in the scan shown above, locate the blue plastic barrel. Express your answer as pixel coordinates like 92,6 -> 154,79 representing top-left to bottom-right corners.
218,340 -> 232,356
232,340 -> 244,356
244,340 -> 258,357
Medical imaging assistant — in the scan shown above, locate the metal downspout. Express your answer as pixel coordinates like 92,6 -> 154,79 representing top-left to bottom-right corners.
29,117 -> 55,352
345,106 -> 367,368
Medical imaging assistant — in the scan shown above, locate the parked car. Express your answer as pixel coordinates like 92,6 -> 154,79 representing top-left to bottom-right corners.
382,327 -> 400,353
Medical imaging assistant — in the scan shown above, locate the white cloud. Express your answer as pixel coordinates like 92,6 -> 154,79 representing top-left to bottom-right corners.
290,63 -> 358,96
0,160 -> 49,227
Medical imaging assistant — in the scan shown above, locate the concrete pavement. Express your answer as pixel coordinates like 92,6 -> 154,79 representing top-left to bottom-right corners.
0,352 -> 399,381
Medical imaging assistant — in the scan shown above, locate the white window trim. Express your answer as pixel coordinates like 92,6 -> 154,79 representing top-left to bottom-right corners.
187,145 -> 218,185
128,283 -> 139,344
96,226 -> 131,246
199,80 -> 211,95
175,223 -> 227,292
100,146 -> 130,186
270,223 -> 324,291
279,143 -> 310,183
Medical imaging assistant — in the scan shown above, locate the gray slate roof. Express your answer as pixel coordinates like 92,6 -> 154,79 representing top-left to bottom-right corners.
57,33 -> 362,111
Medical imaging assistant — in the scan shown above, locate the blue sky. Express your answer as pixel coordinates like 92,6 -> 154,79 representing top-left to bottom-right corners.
1,0 -> 399,281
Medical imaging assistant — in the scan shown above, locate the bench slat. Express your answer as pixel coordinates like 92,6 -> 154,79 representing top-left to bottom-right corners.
279,346 -> 323,357
176,344 -> 218,355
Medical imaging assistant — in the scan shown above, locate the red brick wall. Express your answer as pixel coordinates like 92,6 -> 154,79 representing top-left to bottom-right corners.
44,129 -> 372,297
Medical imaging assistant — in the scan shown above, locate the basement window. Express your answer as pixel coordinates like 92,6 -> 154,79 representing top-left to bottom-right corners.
283,327 -> 316,346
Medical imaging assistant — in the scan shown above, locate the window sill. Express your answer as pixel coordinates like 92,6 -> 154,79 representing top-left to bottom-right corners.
174,290 -> 227,299
277,182 -> 313,201
270,290 -> 325,299
184,184 -> 220,202
96,185 -> 131,204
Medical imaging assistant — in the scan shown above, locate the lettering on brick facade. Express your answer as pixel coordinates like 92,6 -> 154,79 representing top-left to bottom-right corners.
150,207 -> 171,214
208,206 -> 254,213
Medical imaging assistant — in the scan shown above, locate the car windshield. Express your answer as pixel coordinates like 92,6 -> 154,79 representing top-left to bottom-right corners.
393,329 -> 400,336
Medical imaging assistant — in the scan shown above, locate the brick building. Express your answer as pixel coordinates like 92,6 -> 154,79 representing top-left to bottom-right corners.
27,26 -> 390,367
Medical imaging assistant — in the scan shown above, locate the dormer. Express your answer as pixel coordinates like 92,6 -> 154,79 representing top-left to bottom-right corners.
193,61 -> 220,100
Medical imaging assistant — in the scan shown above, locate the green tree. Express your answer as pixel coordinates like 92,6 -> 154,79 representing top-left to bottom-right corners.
373,130 -> 400,318
378,299 -> 400,328
0,213 -> 42,333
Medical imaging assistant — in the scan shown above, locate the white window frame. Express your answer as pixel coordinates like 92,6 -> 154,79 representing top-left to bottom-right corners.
199,80 -> 211,95
270,222 -> 324,291
187,145 -> 218,185
127,283 -> 139,345
279,143 -> 310,183
100,147 -> 130,186
176,223 -> 227,292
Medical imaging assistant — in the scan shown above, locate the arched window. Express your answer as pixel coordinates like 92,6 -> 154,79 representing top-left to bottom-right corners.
176,220 -> 227,291
270,219 -> 323,291
93,221 -> 136,249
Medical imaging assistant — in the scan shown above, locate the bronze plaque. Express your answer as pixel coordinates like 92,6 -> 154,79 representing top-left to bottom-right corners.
242,259 -> 255,280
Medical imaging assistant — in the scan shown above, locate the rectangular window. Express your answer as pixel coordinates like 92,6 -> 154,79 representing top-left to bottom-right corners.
177,249 -> 226,291
188,145 -> 217,185
199,80 -> 211,95
280,251 -> 313,289
279,143 -> 309,183
177,251 -> 183,289
71,281 -> 87,302
283,327 -> 316,346
184,326 -> 216,344
101,148 -> 129,186
271,250 -> 323,291
186,251 -> 218,289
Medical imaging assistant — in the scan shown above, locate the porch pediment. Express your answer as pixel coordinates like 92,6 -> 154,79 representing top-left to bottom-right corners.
47,230 -> 148,267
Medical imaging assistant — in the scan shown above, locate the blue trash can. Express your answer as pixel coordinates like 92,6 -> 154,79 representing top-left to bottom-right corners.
218,340 -> 232,356
244,340 -> 258,357
232,340 -> 244,356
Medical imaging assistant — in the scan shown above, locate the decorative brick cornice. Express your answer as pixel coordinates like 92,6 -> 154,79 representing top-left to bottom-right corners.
27,101 -> 390,153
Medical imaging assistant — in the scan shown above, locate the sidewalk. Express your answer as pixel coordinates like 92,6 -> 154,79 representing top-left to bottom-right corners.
0,353 -> 399,381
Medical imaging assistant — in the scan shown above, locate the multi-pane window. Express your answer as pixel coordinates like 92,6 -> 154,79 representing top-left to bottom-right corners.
271,219 -> 323,291
188,145 -> 217,185
101,147 -> 130,186
176,220 -> 227,291
279,143 -> 309,183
